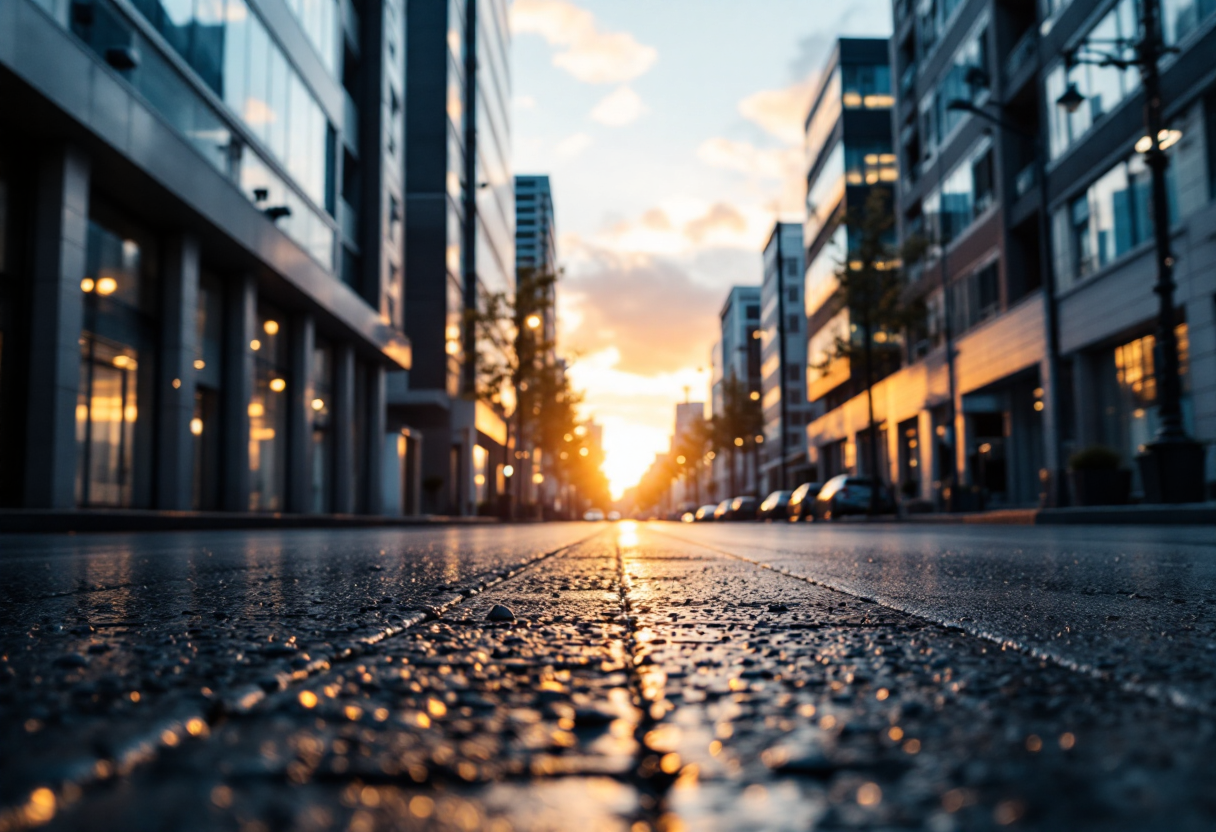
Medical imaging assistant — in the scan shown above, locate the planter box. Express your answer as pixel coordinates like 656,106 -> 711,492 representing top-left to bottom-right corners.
1069,469 -> 1132,507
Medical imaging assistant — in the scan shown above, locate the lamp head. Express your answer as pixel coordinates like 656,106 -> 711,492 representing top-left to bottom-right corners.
1056,83 -> 1085,115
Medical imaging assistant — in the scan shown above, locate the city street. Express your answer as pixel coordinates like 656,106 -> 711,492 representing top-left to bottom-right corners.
2,522 -> 1214,831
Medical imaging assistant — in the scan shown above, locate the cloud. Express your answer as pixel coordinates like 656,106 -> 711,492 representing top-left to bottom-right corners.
738,78 -> 818,145
511,0 -> 658,84
640,208 -> 672,231
590,86 -> 647,126
555,132 -> 593,158
559,246 -> 724,377
683,203 -> 747,244
696,137 -> 803,180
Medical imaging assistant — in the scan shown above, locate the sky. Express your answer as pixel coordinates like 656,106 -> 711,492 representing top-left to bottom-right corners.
509,0 -> 892,498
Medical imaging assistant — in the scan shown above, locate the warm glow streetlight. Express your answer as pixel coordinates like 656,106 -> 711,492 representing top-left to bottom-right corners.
525,314 -> 542,330
676,455 -> 686,464
503,465 -> 515,477
263,320 -> 280,335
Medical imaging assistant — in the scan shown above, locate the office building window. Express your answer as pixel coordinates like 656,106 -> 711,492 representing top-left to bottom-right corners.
1045,0 -> 1140,159
1161,0 -> 1216,46
76,207 -> 158,508
311,340 -> 333,513
1053,151 -> 1179,289
191,274 -> 224,510
249,307 -> 289,511
926,139 -> 995,244
842,63 -> 892,109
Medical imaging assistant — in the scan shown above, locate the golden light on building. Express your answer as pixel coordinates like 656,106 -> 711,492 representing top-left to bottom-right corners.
580,447 -> 590,457
194,359 -> 206,370
269,378 -> 286,393
250,339 -> 261,351
445,340 -> 460,355
96,276 -> 118,295
533,473 -> 545,484
474,474 -> 486,485
190,417 -> 204,436
112,355 -> 132,368
311,398 -> 325,411
263,320 -> 280,335
248,402 -> 265,418
525,313 -> 542,330
734,437 -> 744,447
749,391 -> 760,401
80,277 -> 95,292
503,464 -> 515,477
676,455 -> 686,464
755,435 -> 764,444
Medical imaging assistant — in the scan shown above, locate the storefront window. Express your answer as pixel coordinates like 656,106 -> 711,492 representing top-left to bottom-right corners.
311,340 -> 333,513
191,274 -> 224,510
249,307 -> 289,511
77,208 -> 157,507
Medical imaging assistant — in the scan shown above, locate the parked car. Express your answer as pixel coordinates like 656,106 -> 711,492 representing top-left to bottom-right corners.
757,490 -> 793,521
583,508 -> 605,521
712,499 -> 733,520
786,482 -> 823,521
723,496 -> 759,521
811,475 -> 894,520
694,504 -> 719,521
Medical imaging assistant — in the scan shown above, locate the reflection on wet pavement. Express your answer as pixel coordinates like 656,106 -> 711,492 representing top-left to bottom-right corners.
2,522 -> 1214,831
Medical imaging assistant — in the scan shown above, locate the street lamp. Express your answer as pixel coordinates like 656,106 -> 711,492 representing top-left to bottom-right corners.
1051,0 -> 1205,502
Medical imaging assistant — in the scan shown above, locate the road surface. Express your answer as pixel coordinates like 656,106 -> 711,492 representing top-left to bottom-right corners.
1,521 -> 1213,831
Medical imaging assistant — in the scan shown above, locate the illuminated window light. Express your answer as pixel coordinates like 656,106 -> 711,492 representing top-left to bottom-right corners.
311,398 -> 325,411
96,276 -> 118,295
250,339 -> 261,351
248,402 -> 265,418
194,359 -> 206,370
190,417 -> 204,436
81,277 -> 95,292
269,378 -> 286,393
532,473 -> 545,484
263,320 -> 280,335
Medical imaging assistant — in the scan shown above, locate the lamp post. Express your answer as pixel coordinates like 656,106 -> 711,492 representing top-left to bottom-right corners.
1054,0 -> 1204,502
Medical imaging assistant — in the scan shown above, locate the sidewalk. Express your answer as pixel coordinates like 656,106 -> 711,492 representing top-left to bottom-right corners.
0,508 -> 499,534
900,502 -> 1216,526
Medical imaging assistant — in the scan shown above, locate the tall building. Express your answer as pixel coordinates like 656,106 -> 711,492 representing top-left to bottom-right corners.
868,0 -> 1216,507
513,174 -> 557,511
802,37 -> 900,483
0,0 -> 410,513
710,285 -> 762,499
759,222 -> 811,494
1037,0 -> 1214,499
394,0 -> 513,516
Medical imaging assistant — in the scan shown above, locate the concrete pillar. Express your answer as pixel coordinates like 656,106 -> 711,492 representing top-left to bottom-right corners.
917,410 -> 935,501
155,234 -> 200,509
23,145 -> 90,509
287,313 -> 315,513
221,274 -> 256,511
332,343 -> 355,513
366,365 -> 386,514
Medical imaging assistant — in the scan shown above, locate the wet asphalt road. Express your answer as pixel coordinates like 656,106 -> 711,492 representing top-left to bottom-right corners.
1,521 -> 1214,831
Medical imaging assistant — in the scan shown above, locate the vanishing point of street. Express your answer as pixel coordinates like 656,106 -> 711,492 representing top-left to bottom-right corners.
2,522 -> 1214,832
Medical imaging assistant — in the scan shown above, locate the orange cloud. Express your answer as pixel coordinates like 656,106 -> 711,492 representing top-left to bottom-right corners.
511,0 -> 657,84
560,248 -> 724,376
696,137 -> 803,181
683,203 -> 747,244
739,76 -> 819,145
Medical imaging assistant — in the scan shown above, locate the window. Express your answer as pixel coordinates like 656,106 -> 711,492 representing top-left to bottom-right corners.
806,68 -> 842,167
948,259 -> 1001,335
841,63 -> 892,109
932,25 -> 989,150
1054,150 -> 1180,289
1045,0 -> 1141,159
250,307 -> 289,511
929,139 -> 995,243
311,341 -> 333,513
746,305 -> 761,320
1161,0 -> 1216,46
787,314 -> 801,334
806,142 -> 845,242
788,287 -> 799,303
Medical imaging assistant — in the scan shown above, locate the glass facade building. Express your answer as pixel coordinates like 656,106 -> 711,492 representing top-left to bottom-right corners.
396,0 -> 513,516
0,0 -> 411,514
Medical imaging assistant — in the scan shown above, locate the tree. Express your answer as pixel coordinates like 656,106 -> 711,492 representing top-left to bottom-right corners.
712,376 -> 764,496
469,266 -> 601,518
816,187 -> 923,514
